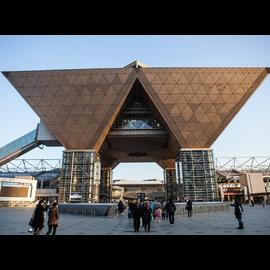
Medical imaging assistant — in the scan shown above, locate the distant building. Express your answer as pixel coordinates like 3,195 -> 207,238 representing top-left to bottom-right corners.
0,170 -> 60,204
0,177 -> 37,207
113,179 -> 165,201
217,170 -> 270,203
112,186 -> 124,201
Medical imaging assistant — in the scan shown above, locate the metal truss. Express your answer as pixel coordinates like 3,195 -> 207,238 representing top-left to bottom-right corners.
215,156 -> 270,177
0,159 -> 61,173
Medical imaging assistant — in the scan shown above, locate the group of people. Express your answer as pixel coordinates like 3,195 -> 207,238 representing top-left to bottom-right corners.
126,198 -> 177,232
29,199 -> 59,235
28,196 -> 251,235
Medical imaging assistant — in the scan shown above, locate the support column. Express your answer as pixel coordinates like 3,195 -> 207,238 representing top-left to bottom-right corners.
59,150 -> 100,203
176,148 -> 219,201
158,159 -> 178,201
99,167 -> 113,202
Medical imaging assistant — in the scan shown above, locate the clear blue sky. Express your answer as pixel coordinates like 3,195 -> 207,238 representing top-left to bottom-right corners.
0,35 -> 270,180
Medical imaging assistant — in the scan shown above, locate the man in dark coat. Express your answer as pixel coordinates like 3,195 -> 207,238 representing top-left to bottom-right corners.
231,197 -> 244,229
166,198 -> 176,224
142,201 -> 152,232
186,199 -> 193,217
133,200 -> 143,232
31,200 -> 46,235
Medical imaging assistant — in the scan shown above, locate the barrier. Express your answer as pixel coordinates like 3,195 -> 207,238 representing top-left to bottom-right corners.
58,203 -> 118,217
175,202 -> 229,216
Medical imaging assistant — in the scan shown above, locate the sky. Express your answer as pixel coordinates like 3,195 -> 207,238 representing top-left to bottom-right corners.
0,35 -> 270,180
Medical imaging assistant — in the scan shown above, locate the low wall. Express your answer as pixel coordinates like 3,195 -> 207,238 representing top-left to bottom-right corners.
175,202 -> 230,216
58,203 -> 118,217
0,201 -> 35,208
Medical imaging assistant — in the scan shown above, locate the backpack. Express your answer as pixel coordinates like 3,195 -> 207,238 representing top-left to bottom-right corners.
169,204 -> 175,212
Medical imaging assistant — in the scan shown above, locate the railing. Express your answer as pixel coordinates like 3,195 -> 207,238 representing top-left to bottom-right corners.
175,202 -> 230,216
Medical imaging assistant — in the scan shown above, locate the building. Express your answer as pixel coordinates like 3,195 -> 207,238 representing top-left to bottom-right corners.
240,173 -> 268,203
111,186 -> 124,201
0,169 -> 60,203
217,170 -> 270,203
113,179 -> 165,201
1,61 -> 269,202
0,176 -> 37,207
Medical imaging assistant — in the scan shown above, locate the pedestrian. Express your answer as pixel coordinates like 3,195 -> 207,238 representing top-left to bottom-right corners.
46,202 -> 59,235
231,197 -> 244,229
31,200 -> 46,235
262,199 -> 265,208
161,201 -> 166,220
154,207 -> 162,223
186,199 -> 193,217
166,198 -> 176,224
128,200 -> 133,218
133,199 -> 142,232
117,200 -> 125,216
143,201 -> 152,232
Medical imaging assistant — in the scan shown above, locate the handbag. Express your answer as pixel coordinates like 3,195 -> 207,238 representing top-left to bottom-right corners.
28,217 -> 33,227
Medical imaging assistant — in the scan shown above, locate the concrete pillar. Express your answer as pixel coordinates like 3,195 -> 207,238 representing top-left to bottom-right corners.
99,167 -> 113,202
158,159 -> 178,201
59,150 -> 100,203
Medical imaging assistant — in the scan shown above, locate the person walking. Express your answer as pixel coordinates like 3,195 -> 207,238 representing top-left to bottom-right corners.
262,199 -> 265,208
166,199 -> 176,224
161,201 -> 166,220
143,201 -> 152,232
154,207 -> 162,223
186,199 -> 193,217
31,200 -> 46,235
231,197 -> 244,229
118,200 -> 125,216
133,200 -> 142,232
46,202 -> 59,235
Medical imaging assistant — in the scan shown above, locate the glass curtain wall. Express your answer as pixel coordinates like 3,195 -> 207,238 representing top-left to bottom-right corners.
59,151 -> 100,203
176,149 -> 219,201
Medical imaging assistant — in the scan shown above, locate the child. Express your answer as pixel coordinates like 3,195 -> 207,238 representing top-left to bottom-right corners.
154,207 -> 162,223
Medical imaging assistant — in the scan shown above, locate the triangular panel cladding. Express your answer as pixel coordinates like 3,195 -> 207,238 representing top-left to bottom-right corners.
3,67 -> 268,150
140,68 -> 268,147
101,78 -> 182,161
109,79 -> 180,147
3,69 -> 136,150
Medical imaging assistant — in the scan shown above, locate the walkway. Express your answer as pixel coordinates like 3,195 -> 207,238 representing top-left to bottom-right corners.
0,204 -> 269,235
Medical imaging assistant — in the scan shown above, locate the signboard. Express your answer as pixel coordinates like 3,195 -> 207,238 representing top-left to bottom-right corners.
70,193 -> 82,199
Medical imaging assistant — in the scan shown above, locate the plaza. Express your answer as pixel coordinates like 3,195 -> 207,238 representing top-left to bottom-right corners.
0,204 -> 269,235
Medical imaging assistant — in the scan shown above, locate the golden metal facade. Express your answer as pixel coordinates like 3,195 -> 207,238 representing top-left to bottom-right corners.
3,67 -> 268,152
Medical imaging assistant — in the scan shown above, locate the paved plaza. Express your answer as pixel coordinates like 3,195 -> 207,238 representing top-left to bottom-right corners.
0,204 -> 270,235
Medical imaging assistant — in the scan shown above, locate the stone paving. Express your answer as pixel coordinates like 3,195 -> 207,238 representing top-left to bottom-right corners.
0,204 -> 270,235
